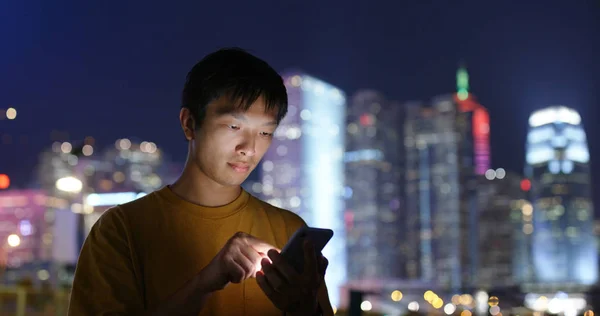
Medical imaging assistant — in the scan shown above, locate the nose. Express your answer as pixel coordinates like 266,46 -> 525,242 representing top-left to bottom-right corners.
236,134 -> 257,157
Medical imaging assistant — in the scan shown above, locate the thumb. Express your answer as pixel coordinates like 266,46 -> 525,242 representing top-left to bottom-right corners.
318,256 -> 328,276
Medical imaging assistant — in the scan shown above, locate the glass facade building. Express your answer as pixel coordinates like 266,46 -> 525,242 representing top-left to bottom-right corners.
404,68 -> 490,291
344,90 -> 405,281
261,71 -> 347,306
525,106 -> 597,285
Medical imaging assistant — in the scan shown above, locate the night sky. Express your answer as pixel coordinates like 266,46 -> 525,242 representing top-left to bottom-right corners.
1,1 -> 599,206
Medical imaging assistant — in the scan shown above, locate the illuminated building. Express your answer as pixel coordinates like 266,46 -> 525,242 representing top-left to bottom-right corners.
38,138 -> 177,206
0,190 -> 59,286
261,71 -> 347,306
82,191 -> 148,235
477,169 -> 529,288
0,190 -> 49,267
525,106 -> 597,287
596,220 -> 600,265
404,66 -> 490,291
94,138 -> 170,193
344,90 -> 405,280
79,139 -> 180,235
35,138 -> 180,283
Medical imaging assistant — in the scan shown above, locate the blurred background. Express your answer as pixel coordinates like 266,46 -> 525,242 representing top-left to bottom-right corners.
1,0 -> 599,315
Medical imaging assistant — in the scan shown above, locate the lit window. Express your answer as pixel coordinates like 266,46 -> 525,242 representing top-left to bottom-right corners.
526,146 -> 554,164
551,136 -> 567,148
561,160 -> 574,174
528,106 -> 581,127
565,226 -> 578,238
347,123 -> 359,134
527,127 -> 554,143
565,145 -> 589,163
251,183 -> 262,193
276,145 -> 288,156
300,110 -> 311,121
290,75 -> 302,87
289,196 -> 301,208
285,126 -> 302,139
563,126 -> 586,142
262,160 -> 274,172
485,169 -> 496,180
548,160 -> 560,174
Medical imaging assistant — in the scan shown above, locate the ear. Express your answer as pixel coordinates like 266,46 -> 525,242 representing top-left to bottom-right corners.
179,108 -> 196,141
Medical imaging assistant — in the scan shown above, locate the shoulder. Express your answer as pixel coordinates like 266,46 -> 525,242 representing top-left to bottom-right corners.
117,191 -> 161,217
102,190 -> 162,223
90,191 -> 161,238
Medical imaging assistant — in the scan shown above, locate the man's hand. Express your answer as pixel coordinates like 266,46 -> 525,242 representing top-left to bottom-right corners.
256,240 -> 328,316
203,232 -> 278,292
148,232 -> 278,316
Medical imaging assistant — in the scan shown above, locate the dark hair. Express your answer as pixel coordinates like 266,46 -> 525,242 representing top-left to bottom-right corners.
181,48 -> 288,127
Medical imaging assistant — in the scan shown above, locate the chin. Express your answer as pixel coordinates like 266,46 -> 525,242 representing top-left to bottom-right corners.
219,175 -> 249,187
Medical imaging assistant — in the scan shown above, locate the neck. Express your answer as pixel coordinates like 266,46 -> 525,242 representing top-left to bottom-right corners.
170,161 -> 242,208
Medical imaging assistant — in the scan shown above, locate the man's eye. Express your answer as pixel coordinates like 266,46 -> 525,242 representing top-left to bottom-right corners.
261,132 -> 273,137
228,125 -> 240,130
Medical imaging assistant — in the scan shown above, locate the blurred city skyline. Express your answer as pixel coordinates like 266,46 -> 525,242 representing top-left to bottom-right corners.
1,1 -> 599,198
1,2 -> 599,313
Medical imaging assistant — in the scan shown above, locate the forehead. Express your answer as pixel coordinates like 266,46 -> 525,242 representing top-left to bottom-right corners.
209,95 -> 278,119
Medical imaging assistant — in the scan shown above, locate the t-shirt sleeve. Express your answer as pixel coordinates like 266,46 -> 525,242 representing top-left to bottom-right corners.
68,207 -> 145,315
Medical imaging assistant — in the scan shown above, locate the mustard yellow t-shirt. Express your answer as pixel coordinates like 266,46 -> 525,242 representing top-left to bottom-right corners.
68,186 -> 333,315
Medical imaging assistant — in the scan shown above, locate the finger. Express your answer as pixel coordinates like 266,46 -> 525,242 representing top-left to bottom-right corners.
233,252 -> 255,280
240,246 -> 265,277
256,270 -> 282,302
246,235 -> 281,254
318,255 -> 328,276
225,257 -> 246,283
303,240 -> 318,281
268,249 -> 301,284
262,259 -> 287,293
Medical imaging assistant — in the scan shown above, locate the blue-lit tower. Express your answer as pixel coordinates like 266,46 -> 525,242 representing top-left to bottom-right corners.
525,106 -> 596,286
261,71 -> 347,307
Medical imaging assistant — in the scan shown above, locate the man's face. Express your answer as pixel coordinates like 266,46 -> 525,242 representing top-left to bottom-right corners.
190,95 -> 278,187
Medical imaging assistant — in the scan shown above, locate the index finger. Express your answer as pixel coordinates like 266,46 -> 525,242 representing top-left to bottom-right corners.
245,235 -> 280,254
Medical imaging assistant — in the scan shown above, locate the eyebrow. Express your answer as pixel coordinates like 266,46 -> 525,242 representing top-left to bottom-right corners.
225,112 -> 278,127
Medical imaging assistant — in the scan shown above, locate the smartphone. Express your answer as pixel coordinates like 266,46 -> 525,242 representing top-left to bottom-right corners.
280,226 -> 334,273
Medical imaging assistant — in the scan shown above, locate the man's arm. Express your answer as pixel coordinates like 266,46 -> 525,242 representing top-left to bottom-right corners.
68,208 -> 146,315
146,272 -> 214,316
152,231 -> 277,315
70,209 -> 274,316
68,207 -> 220,316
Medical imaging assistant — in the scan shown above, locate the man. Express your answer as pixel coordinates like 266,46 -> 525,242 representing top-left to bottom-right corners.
68,48 -> 333,316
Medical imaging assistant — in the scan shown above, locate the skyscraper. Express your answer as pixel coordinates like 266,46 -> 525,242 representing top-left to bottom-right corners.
477,169 -> 528,288
261,71 -> 347,307
525,106 -> 597,286
0,190 -> 49,268
404,67 -> 490,291
344,90 -> 405,281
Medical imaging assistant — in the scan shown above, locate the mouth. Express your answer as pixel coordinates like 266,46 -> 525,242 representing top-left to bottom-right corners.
228,162 -> 251,173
